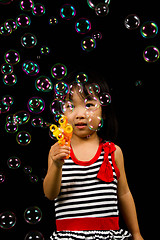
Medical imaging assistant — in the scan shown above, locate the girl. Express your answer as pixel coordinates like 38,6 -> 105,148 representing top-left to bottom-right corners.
43,68 -> 144,240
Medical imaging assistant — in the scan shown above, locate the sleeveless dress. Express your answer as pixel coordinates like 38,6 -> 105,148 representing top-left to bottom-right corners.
50,140 -> 132,240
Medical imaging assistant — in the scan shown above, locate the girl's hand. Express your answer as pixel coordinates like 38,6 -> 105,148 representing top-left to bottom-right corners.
49,142 -> 70,168
132,233 -> 144,240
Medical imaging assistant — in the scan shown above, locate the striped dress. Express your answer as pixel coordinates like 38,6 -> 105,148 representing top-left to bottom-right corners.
50,141 -> 131,240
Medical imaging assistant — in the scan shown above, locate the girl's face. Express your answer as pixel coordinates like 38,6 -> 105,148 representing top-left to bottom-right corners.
63,88 -> 102,139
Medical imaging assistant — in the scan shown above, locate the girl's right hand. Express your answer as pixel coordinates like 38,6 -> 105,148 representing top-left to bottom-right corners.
49,142 -> 70,168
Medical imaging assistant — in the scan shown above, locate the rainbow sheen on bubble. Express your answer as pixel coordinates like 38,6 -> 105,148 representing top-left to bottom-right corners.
20,0 -> 34,11
60,4 -> 76,20
2,95 -> 14,106
40,46 -> 50,55
22,60 -> 40,76
76,72 -> 88,84
51,63 -> 67,80
7,156 -> 21,169
35,76 -> 53,92
75,18 -> 91,34
3,73 -> 17,86
99,92 -> 111,106
54,81 -> 69,97
0,23 -> 12,36
32,3 -> 45,16
5,19 -> 17,32
1,63 -> 13,74
143,45 -> 160,63
0,100 -> 10,113
140,21 -> 158,38
49,17 -> 58,25
84,95 -> 100,112
27,97 -> 45,113
81,36 -> 96,52
124,14 -> 140,30
16,14 -> 31,27
95,3 -> 109,17
4,49 -> 20,65
0,211 -> 16,229
21,33 -> 37,48
16,131 -> 31,145
24,206 -> 42,224
13,111 -> 30,125
5,121 -> 18,133
24,230 -> 45,240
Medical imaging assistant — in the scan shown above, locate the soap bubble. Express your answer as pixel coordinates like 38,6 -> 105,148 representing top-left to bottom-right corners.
0,23 -> 12,36
24,206 -> 42,224
24,166 -> 32,174
75,18 -> 91,34
22,60 -> 40,76
24,230 -> 45,240
124,14 -> 140,30
0,100 -> 10,113
2,95 -> 14,106
54,82 -> 69,97
50,99 -> 63,115
87,0 -> 110,9
21,33 -> 37,48
99,92 -> 111,106
92,31 -> 102,41
143,46 -> 159,63
13,111 -> 30,125
29,174 -> 39,183
81,36 -> 96,52
4,19 -> 17,32
35,76 -> 53,92
0,172 -> 5,183
86,113 -> 103,131
95,3 -> 109,17
140,21 -> 158,38
40,46 -> 50,55
88,83 -> 100,94
7,156 -> 21,169
31,116 -> 43,127
76,72 -> 88,84
69,82 -> 83,95
0,211 -> 16,229
49,17 -> 58,25
60,4 -> 76,20
1,63 -> 13,74
16,14 -> 31,27
135,80 -> 143,87
84,95 -> 100,112
61,100 -> 74,114
20,0 -> 34,11
4,49 -> 20,65
51,63 -> 67,80
32,3 -> 45,16
16,131 -> 31,145
27,97 -> 45,113
3,73 -> 17,86
5,122 -> 18,133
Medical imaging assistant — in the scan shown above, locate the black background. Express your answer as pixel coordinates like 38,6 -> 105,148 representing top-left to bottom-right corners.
0,0 -> 158,239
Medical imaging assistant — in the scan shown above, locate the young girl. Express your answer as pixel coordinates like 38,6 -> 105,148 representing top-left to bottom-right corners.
43,68 -> 144,240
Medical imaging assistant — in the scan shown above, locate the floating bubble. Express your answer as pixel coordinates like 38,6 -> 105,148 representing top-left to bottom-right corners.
7,156 -> 21,169
99,92 -> 111,106
16,131 -> 31,145
3,73 -> 17,86
86,112 -> 103,131
81,36 -> 96,52
24,206 -> 42,224
54,81 -> 69,97
140,21 -> 158,38
35,76 -> 53,92
21,33 -> 37,48
40,46 -> 50,55
51,63 -> 67,80
124,14 -> 140,30
0,100 -> 10,114
27,97 -> 45,113
24,230 -> 45,240
50,99 -> 63,115
61,100 -> 74,114
1,63 -> 13,74
95,3 -> 109,17
60,4 -> 76,20
69,82 -> 83,95
143,45 -> 159,63
84,95 -> 100,112
49,17 -> 58,25
5,122 -> 18,133
16,14 -> 31,27
0,211 -> 16,229
4,19 -> 17,32
13,111 -> 30,125
92,31 -> 102,41
32,3 -> 45,16
87,0 -> 110,9
0,172 -> 5,183
24,166 -> 32,174
2,95 -> 14,106
31,116 -> 43,127
88,83 -> 100,94
75,18 -> 91,34
4,49 -> 20,65
29,174 -> 39,183
22,60 -> 40,76
76,72 -> 88,84
135,80 -> 143,87
20,0 -> 34,11
0,23 -> 12,36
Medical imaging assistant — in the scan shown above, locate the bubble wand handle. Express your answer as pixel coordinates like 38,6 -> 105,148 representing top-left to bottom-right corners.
50,116 -> 73,159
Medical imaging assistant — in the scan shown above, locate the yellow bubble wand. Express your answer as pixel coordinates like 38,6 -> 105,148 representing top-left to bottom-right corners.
49,115 -> 73,159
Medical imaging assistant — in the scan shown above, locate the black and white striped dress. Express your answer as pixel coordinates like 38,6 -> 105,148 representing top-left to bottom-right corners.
50,141 -> 131,240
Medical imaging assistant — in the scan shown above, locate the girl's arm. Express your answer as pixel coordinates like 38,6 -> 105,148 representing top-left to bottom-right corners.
115,145 -> 144,240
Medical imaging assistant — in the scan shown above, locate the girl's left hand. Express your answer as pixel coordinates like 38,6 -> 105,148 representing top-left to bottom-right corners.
132,233 -> 144,240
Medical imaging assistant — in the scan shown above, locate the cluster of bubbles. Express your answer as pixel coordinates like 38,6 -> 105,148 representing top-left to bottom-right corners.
124,14 -> 159,63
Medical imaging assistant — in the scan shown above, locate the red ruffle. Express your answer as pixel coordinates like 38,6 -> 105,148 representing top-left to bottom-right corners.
97,142 -> 120,182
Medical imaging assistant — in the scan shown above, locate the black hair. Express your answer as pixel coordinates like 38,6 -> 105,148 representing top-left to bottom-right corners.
54,65 -> 118,142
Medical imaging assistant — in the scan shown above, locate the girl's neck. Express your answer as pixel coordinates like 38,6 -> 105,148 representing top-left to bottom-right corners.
71,132 -> 100,147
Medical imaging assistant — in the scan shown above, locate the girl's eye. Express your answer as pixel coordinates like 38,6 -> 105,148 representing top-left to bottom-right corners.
86,103 -> 94,108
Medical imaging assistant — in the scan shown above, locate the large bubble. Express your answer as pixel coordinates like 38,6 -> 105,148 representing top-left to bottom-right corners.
27,97 -> 45,113
124,14 -> 140,30
0,211 -> 16,229
75,18 -> 91,34
4,49 -> 20,65
24,206 -> 42,224
140,21 -> 158,38
21,32 -> 37,48
143,46 -> 159,63
51,63 -> 67,80
60,4 -> 76,20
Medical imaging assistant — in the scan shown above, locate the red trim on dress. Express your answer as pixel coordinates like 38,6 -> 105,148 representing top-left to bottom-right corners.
56,217 -> 119,231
